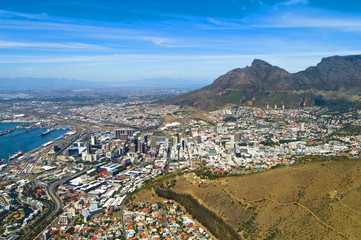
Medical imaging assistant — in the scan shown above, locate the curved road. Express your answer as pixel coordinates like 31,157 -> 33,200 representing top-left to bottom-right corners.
47,169 -> 88,216
25,170 -> 88,239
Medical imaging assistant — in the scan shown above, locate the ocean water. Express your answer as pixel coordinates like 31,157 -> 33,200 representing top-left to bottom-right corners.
0,123 -> 68,160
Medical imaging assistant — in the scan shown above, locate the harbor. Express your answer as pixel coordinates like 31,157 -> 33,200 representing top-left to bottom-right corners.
38,128 -> 55,137
0,123 -> 68,160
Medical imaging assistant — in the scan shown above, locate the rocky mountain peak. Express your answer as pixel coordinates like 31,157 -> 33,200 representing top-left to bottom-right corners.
251,59 -> 273,69
167,54 -> 361,111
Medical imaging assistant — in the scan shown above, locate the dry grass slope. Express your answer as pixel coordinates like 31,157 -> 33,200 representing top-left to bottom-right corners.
133,159 -> 361,239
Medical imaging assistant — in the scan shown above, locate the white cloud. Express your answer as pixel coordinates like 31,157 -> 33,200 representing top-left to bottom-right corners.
0,10 -> 189,48
201,10 -> 361,32
0,40 -> 108,50
1,50 -> 360,65
0,5 -> 360,81
281,0 -> 308,6
253,14 -> 361,31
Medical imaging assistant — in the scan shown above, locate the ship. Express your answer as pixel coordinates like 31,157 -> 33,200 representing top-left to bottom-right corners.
0,128 -> 14,136
9,151 -> 22,161
11,128 -> 33,137
38,128 -> 54,137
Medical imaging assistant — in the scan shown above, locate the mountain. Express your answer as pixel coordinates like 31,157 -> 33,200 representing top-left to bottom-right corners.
168,55 -> 361,110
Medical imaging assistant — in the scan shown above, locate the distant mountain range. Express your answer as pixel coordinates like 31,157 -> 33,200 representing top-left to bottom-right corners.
168,55 -> 361,111
0,77 -> 205,89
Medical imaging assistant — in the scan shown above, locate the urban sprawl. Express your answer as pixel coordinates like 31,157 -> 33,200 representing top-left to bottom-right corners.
1,98 -> 361,240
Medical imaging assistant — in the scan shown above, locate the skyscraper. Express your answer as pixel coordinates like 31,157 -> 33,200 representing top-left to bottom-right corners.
91,135 -> 97,145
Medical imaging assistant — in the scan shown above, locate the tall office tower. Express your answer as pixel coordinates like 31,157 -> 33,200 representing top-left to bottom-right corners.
181,139 -> 186,149
91,135 -> 97,145
144,134 -> 148,144
86,142 -> 91,154
172,136 -> 178,146
104,143 -> 110,152
150,136 -> 157,149
138,141 -> 146,153
129,143 -> 136,153
119,147 -> 124,156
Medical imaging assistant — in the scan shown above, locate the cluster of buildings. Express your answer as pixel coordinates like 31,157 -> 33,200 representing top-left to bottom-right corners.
69,103 -> 179,128
4,94 -> 361,239
123,201 -> 212,240
0,180 -> 44,235
66,106 -> 361,178
0,192 -> 14,218
43,162 -> 163,238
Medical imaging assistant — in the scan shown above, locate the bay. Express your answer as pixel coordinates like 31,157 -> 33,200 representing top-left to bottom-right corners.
0,123 -> 68,160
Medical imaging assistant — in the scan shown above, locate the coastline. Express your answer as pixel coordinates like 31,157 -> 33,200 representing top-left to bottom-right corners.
0,122 -> 68,160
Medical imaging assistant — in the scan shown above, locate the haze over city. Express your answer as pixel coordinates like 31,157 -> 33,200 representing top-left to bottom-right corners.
1,0 -> 361,84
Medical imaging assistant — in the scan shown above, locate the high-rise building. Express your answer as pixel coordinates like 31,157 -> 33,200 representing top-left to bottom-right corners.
172,136 -> 178,146
139,141 -> 146,153
181,139 -> 186,149
119,147 -> 124,156
86,142 -> 91,154
91,135 -> 97,145
115,129 -> 133,139
129,143 -> 136,153
132,137 -> 138,152
103,143 -> 110,152
150,136 -> 157,149
234,132 -> 242,142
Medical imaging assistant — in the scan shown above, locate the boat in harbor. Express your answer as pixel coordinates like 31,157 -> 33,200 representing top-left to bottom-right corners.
9,151 -> 22,161
11,128 -> 34,137
38,128 -> 54,137
0,128 -> 14,136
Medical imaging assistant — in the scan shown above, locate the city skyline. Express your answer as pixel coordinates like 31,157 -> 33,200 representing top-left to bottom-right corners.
1,0 -> 361,84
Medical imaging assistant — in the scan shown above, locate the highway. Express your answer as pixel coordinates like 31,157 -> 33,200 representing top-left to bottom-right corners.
47,169 -> 88,216
24,169 -> 88,240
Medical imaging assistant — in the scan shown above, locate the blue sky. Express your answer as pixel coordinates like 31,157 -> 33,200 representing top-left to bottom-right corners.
1,0 -> 361,84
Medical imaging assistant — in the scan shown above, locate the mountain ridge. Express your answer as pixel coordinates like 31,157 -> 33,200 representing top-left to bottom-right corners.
167,55 -> 361,110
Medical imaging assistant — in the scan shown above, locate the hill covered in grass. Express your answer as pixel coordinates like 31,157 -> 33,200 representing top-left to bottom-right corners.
133,158 -> 361,239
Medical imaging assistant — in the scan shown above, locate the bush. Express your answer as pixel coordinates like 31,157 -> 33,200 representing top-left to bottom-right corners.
155,188 -> 242,240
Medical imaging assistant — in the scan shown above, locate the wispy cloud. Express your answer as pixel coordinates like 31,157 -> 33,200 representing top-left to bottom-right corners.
0,54 -> 263,64
0,2 -> 360,81
0,9 -> 190,48
279,0 -> 309,7
253,10 -> 361,30
0,9 -> 54,21
196,2 -> 361,32
201,15 -> 361,32
0,40 -> 108,50
2,50 -> 361,65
